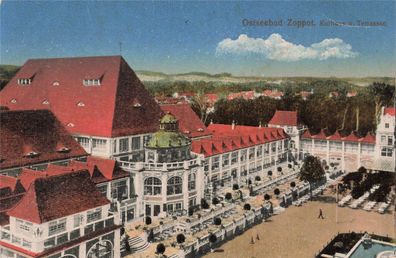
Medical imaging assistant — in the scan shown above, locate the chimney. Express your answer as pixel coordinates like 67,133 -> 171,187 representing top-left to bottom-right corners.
231,120 -> 235,130
259,121 -> 262,128
210,119 -> 213,125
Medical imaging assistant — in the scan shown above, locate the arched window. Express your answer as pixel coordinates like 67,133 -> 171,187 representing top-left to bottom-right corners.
188,173 -> 196,191
144,177 -> 162,195
167,176 -> 182,195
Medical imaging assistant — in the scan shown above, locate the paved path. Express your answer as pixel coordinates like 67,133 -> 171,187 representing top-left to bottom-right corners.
204,193 -> 395,258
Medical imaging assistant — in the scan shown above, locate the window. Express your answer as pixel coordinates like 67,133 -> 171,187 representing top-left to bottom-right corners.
87,208 -> 102,223
111,180 -> 128,201
119,138 -> 129,153
167,176 -> 182,195
385,123 -> 389,128
132,137 -> 141,150
211,156 -> 220,171
12,235 -> 21,244
381,135 -> 387,144
240,150 -> 247,161
144,177 -> 162,195
16,219 -> 32,232
167,203 -> 174,212
249,148 -> 255,160
74,214 -> 82,227
256,146 -> 263,157
77,137 -> 89,148
381,147 -> 393,157
264,144 -> 269,154
18,78 -> 32,85
92,139 -> 107,151
97,185 -> 108,197
222,154 -> 230,167
231,152 -> 238,165
143,135 -> 151,146
271,143 -> 276,152
175,203 -> 182,211
204,158 -> 209,172
56,233 -> 68,245
188,173 -> 196,191
388,136 -> 393,146
48,219 -> 66,236
83,79 -> 101,86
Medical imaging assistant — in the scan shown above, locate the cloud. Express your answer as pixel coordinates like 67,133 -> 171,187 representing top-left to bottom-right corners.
216,34 -> 358,61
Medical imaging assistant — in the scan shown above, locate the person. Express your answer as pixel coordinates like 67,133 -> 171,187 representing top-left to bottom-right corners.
318,208 -> 324,219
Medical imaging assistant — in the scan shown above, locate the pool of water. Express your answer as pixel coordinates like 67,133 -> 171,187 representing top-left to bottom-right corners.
349,241 -> 396,258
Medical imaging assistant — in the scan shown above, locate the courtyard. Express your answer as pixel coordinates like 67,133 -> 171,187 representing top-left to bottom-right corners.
204,189 -> 395,258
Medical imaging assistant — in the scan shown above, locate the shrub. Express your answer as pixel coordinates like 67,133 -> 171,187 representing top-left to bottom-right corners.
288,164 -> 292,169
325,165 -> 329,170
176,233 -> 186,244
290,181 -> 296,188
225,192 -> 232,200
274,188 -> 280,196
212,197 -> 220,205
248,179 -> 252,185
357,166 -> 367,174
255,175 -> 261,181
264,194 -> 271,201
209,234 -> 217,243
214,217 -> 222,225
267,171 -> 273,176
201,199 -> 210,209
277,167 -> 282,172
233,184 -> 239,190
156,243 -> 166,254
243,203 -> 251,210
145,216 -> 152,225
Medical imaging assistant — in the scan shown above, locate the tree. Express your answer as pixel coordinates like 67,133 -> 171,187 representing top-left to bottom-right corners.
244,203 -> 251,211
233,183 -> 239,190
191,91 -> 211,124
277,167 -> 282,174
299,155 -> 326,197
274,188 -> 280,197
156,243 -> 166,255
264,194 -> 271,201
267,171 -> 273,177
214,217 -> 222,225
255,175 -> 261,181
209,234 -> 217,252
290,181 -> 296,188
176,234 -> 186,244
145,216 -> 152,225
369,82 -> 395,126
358,166 -> 367,174
201,199 -> 210,209
225,192 -> 232,201
212,197 -> 220,205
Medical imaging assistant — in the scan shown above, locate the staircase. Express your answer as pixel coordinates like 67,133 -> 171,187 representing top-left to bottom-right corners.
121,235 -> 150,255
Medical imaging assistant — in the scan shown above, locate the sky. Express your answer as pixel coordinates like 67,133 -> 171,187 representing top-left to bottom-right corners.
1,1 -> 395,77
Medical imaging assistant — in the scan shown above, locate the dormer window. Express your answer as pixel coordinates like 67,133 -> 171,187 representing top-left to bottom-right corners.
42,99 -> 50,105
10,99 -> 17,104
83,79 -> 101,86
57,146 -> 70,153
134,102 -> 142,108
52,81 -> 60,86
67,123 -> 75,127
197,128 -> 204,132
77,101 -> 85,107
18,78 -> 32,85
24,151 -> 40,158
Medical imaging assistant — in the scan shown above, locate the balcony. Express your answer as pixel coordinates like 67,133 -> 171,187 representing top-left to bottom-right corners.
120,156 -> 200,172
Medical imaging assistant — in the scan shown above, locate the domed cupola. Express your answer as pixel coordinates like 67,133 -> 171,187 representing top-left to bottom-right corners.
145,113 -> 192,163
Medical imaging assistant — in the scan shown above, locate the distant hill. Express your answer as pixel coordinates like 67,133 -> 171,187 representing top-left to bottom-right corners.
0,65 -> 19,90
135,69 -> 395,87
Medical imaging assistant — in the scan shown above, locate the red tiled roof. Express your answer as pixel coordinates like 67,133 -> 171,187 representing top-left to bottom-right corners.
343,133 -> 360,142
160,104 -> 212,139
327,131 -> 343,141
268,110 -> 298,126
384,107 -> 395,116
0,110 -> 87,170
359,134 -> 376,144
0,175 -> 25,196
18,156 -> 129,189
227,91 -> 255,101
263,89 -> 272,96
8,171 -> 109,223
301,129 -> 376,145
0,56 -> 163,137
205,93 -> 219,104
192,124 -> 289,157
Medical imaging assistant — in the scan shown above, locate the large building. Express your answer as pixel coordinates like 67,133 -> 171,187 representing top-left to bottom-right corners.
0,171 -> 121,258
0,56 -> 163,160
